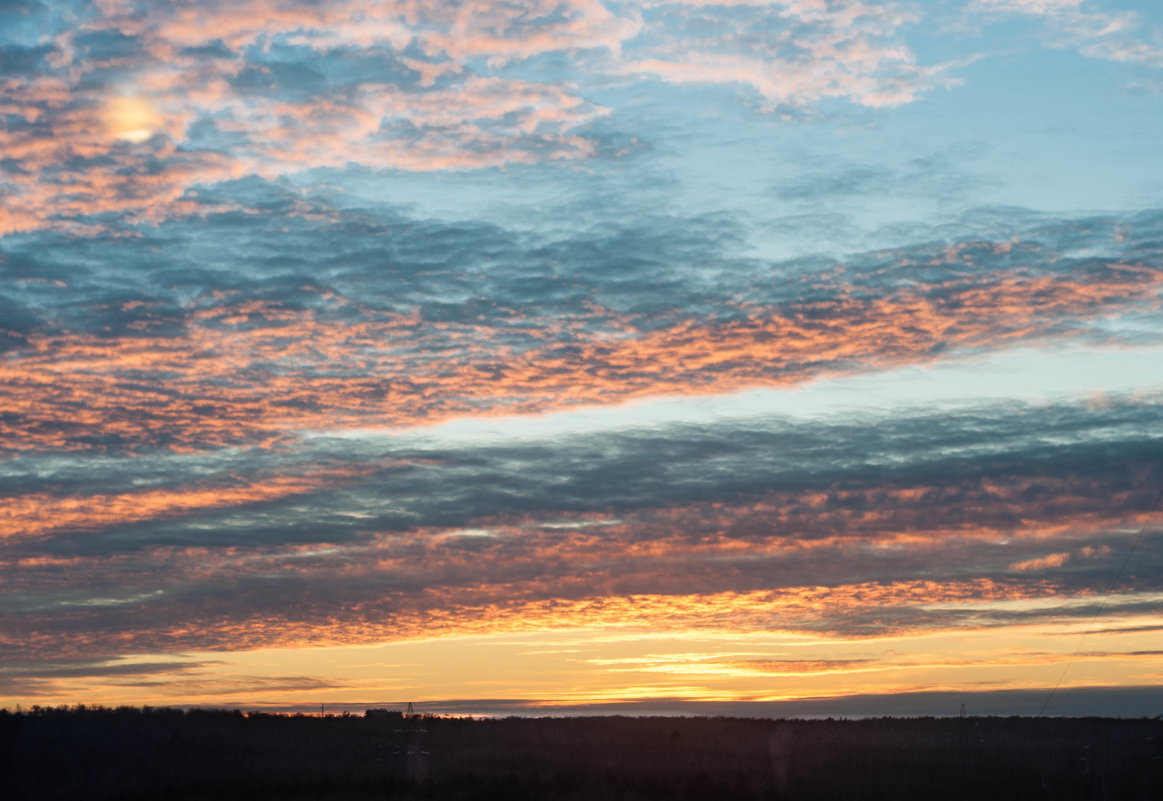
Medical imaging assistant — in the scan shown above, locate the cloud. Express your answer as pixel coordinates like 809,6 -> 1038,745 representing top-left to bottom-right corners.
0,0 -> 979,233
0,656 -> 211,697
623,0 -> 961,109
0,463 -> 376,543
969,0 -> 1163,68
1009,552 -> 1071,572
2,192 -> 1160,667
3,393 -> 1161,660
2,198 -> 1160,454
442,685 -> 1163,717
0,1 -> 635,233
2,1 -> 1160,713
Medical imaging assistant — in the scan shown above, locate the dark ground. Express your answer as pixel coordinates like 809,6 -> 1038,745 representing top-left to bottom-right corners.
2,706 -> 1161,800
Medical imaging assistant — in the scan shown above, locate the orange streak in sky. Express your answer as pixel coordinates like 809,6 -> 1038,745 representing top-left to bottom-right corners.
0,465 -> 374,541
7,576 -> 1068,663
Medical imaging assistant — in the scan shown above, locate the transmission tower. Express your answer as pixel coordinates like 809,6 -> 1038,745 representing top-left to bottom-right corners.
393,702 -> 430,781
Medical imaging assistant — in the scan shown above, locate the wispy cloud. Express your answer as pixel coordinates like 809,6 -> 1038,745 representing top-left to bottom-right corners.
625,0 -> 960,109
969,0 -> 1163,68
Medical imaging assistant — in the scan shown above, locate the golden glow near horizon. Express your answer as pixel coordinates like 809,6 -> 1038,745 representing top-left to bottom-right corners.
10,606 -> 1163,713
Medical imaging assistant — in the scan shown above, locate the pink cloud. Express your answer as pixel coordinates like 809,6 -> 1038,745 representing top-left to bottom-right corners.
0,0 -> 972,231
0,1 -> 634,233
2,258 -> 1158,454
1008,552 -> 1071,572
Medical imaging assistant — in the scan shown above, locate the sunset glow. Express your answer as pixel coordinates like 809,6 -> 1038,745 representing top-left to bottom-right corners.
3,0 -> 1162,718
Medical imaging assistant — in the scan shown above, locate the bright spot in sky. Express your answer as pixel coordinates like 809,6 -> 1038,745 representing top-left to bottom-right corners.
103,94 -> 160,143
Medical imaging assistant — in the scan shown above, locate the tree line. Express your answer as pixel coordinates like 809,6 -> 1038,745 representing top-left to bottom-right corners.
3,706 -> 1161,800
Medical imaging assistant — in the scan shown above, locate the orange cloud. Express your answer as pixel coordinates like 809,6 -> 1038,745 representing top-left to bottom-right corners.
0,1 -> 632,234
10,471 -> 1129,658
0,70 -> 599,235
0,464 -> 374,542
2,262 -> 1158,453
1009,552 -> 1071,572
0,576 -> 1029,663
0,0 -> 967,233
0,74 -> 241,235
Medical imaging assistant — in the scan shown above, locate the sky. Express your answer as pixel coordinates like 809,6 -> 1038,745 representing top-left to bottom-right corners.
2,0 -> 1163,717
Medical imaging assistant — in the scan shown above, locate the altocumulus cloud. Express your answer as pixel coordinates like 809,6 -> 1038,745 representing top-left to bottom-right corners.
0,0 -> 967,235
3,0 -> 1163,711
3,394 -> 1160,660
2,195 -> 1161,453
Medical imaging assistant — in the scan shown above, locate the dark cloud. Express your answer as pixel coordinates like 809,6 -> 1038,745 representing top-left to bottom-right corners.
0,42 -> 51,75
7,186 -> 1160,338
12,395 -> 1159,550
0,293 -> 37,350
230,60 -> 330,100
72,29 -> 149,65
229,44 -> 425,99
2,395 -> 1161,659
0,657 -> 211,697
120,685 -> 1163,719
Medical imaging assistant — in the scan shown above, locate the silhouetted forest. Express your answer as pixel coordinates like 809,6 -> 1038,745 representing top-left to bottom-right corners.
3,706 -> 1161,800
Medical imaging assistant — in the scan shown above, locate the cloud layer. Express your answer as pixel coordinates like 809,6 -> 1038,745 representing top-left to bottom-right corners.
3,199 -> 1161,453
4,0 -> 1163,710
4,393 -> 1161,665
